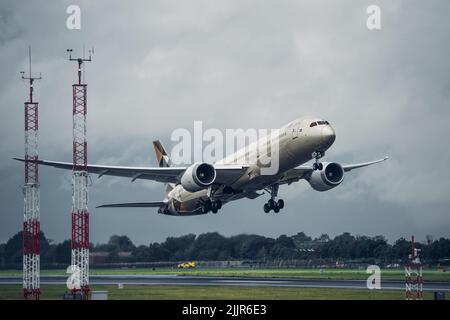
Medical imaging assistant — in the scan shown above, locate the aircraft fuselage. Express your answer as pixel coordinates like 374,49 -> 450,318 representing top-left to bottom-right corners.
162,117 -> 336,215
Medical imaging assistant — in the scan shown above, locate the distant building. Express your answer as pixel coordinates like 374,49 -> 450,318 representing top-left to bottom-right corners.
89,252 -> 108,265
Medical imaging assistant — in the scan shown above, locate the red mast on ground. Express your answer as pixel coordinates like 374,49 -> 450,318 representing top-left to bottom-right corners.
405,235 -> 423,300
67,48 -> 93,299
21,46 -> 42,300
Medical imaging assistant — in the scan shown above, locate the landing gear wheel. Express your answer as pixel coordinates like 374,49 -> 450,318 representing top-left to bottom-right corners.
312,151 -> 325,171
263,184 -> 285,213
277,199 -> 284,209
313,162 -> 324,171
208,200 -> 221,214
268,199 -> 275,208
201,199 -> 212,213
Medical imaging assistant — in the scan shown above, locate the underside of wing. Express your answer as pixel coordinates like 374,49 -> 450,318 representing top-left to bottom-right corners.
214,164 -> 249,185
277,165 -> 312,185
243,190 -> 264,199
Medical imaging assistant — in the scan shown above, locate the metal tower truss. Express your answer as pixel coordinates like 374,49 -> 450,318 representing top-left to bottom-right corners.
405,264 -> 423,300
405,236 -> 423,300
68,48 -> 92,299
21,46 -> 42,300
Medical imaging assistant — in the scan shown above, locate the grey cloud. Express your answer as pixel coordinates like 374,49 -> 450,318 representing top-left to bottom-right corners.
1,0 -> 450,245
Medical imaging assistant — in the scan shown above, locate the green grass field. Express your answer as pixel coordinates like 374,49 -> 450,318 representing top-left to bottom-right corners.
1,267 -> 449,281
0,284 -> 442,300
1,267 -> 448,300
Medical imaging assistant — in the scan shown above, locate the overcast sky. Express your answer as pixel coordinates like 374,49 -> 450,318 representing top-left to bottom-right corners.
1,0 -> 449,245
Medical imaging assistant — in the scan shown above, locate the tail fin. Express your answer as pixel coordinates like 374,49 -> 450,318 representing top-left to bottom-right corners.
153,140 -> 175,199
152,140 -> 172,167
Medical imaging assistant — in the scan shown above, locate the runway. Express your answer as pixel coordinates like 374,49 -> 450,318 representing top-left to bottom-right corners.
1,275 -> 450,291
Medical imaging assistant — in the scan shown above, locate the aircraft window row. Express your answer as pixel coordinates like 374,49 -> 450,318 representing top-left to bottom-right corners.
310,121 -> 330,127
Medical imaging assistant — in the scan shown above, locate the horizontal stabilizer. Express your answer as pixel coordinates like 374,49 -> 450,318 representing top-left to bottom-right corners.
96,201 -> 165,208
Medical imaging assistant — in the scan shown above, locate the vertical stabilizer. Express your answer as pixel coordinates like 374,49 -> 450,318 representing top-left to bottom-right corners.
152,140 -> 172,167
153,140 -> 174,198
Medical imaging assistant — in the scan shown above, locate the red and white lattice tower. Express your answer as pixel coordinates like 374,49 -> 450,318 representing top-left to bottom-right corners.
405,236 -> 423,300
21,46 -> 42,300
67,49 -> 92,299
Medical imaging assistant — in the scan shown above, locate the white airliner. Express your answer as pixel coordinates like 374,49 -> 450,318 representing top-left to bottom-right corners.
17,117 -> 387,215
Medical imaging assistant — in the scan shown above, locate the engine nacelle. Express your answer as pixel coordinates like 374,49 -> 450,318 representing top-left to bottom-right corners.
308,162 -> 344,191
181,163 -> 216,192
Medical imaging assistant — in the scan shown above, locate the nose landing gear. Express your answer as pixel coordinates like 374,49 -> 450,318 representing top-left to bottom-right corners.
263,184 -> 284,213
312,151 -> 324,171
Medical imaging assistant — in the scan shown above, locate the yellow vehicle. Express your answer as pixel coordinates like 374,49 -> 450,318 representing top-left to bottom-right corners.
177,261 -> 196,269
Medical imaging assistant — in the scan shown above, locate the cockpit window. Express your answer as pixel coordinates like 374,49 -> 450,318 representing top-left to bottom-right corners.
311,121 -> 331,127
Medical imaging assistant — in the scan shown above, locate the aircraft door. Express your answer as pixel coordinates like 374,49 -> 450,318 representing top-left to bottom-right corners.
291,122 -> 302,139
292,127 -> 298,139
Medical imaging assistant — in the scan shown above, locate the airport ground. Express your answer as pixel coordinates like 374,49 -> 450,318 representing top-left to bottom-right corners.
1,284 -> 448,300
0,267 -> 449,300
0,267 -> 449,281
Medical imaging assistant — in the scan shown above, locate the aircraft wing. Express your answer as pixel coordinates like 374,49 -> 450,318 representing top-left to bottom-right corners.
96,201 -> 165,208
277,165 -> 312,185
13,158 -> 247,185
342,156 -> 389,172
278,156 -> 388,185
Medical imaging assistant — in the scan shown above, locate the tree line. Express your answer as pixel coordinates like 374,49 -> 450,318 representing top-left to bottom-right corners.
1,231 -> 450,266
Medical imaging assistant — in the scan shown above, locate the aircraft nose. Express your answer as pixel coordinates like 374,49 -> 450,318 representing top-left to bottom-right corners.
321,126 -> 336,146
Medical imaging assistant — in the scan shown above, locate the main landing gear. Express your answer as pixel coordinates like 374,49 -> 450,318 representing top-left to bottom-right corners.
263,184 -> 284,213
312,151 -> 324,171
201,199 -> 222,214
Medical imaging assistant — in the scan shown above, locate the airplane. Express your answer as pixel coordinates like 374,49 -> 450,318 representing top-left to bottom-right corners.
15,116 -> 388,215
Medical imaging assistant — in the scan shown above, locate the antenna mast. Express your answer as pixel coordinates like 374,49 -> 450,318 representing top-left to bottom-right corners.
67,47 -> 93,299
405,235 -> 423,300
20,46 -> 42,300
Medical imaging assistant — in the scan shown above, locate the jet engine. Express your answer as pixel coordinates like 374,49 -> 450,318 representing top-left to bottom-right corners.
308,162 -> 344,191
181,163 -> 216,192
